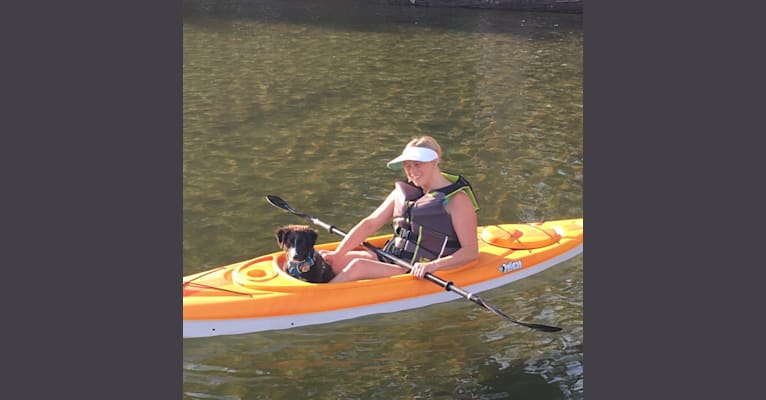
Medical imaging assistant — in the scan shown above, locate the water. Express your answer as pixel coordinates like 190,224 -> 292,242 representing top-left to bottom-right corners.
184,1 -> 582,398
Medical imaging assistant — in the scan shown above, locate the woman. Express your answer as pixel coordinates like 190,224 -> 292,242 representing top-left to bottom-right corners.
324,136 -> 480,283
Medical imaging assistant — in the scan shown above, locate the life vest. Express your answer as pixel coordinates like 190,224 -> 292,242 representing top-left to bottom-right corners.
286,249 -> 316,281
385,173 -> 479,264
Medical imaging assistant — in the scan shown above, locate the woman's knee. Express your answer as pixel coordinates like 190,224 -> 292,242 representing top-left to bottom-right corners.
326,254 -> 363,277
340,258 -> 364,278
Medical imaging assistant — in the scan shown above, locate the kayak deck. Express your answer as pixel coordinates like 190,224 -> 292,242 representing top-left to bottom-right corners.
183,219 -> 582,337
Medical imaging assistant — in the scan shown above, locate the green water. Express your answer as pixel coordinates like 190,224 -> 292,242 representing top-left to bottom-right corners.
184,1 -> 582,398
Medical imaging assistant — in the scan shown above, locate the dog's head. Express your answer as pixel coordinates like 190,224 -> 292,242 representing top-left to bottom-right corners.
275,224 -> 319,263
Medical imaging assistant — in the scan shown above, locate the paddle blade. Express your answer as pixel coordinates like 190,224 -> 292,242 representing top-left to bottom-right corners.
523,324 -> 563,332
476,296 -> 563,332
265,194 -> 316,225
266,195 -> 290,210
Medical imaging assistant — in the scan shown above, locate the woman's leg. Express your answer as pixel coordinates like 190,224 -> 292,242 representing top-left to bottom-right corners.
329,258 -> 407,283
326,250 -> 377,275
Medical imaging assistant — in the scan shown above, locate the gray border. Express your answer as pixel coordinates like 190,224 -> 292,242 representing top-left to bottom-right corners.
585,1 -> 762,398
3,1 -> 182,398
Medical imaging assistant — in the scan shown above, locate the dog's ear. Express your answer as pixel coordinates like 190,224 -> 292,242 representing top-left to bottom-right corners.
275,226 -> 290,248
306,229 -> 318,245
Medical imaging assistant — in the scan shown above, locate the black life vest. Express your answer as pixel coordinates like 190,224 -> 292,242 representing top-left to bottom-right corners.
385,173 -> 479,263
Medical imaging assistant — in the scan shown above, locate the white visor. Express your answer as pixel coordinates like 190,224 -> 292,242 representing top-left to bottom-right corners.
386,146 -> 438,170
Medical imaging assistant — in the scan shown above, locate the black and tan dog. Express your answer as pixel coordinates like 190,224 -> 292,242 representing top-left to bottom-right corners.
275,224 -> 336,283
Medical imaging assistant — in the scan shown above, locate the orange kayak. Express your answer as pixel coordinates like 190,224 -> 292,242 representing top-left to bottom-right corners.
183,218 -> 583,338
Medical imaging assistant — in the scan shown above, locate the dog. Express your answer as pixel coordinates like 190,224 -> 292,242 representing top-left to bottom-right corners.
275,224 -> 336,283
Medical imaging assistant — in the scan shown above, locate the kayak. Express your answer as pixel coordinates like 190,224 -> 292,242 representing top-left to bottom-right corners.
183,218 -> 583,338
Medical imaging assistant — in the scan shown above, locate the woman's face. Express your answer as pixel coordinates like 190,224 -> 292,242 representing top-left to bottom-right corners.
403,160 -> 436,187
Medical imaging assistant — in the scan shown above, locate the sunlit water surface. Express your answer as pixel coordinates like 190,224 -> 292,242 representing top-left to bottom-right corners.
184,1 -> 582,399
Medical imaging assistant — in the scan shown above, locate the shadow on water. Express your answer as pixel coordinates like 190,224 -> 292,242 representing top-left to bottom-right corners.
184,0 -> 583,35
473,359 -> 566,399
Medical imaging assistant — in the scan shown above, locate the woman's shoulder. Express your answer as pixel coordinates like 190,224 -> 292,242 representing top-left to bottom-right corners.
445,190 -> 475,211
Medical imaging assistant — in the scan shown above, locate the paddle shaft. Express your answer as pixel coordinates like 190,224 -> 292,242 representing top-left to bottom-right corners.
267,194 -> 562,332
299,213 -> 560,331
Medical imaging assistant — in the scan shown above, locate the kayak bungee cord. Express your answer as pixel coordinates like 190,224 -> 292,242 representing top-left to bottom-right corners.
266,194 -> 562,333
184,267 -> 255,297
487,225 -> 532,253
185,282 -> 255,297
526,222 -> 562,245
183,266 -> 226,286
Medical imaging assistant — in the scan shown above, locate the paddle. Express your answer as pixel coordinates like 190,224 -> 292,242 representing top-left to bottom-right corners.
266,194 -> 562,333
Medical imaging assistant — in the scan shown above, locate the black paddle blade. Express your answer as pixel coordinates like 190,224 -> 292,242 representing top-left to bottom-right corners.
476,296 -> 562,332
522,323 -> 563,333
266,195 -> 291,211
266,194 -> 314,223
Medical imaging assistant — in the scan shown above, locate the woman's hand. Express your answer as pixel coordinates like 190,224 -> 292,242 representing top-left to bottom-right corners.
410,261 -> 435,279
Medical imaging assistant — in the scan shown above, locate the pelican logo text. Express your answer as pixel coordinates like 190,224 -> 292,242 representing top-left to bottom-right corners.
499,260 -> 522,273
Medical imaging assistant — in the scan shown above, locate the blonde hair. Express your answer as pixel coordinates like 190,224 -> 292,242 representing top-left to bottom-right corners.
406,135 -> 443,160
